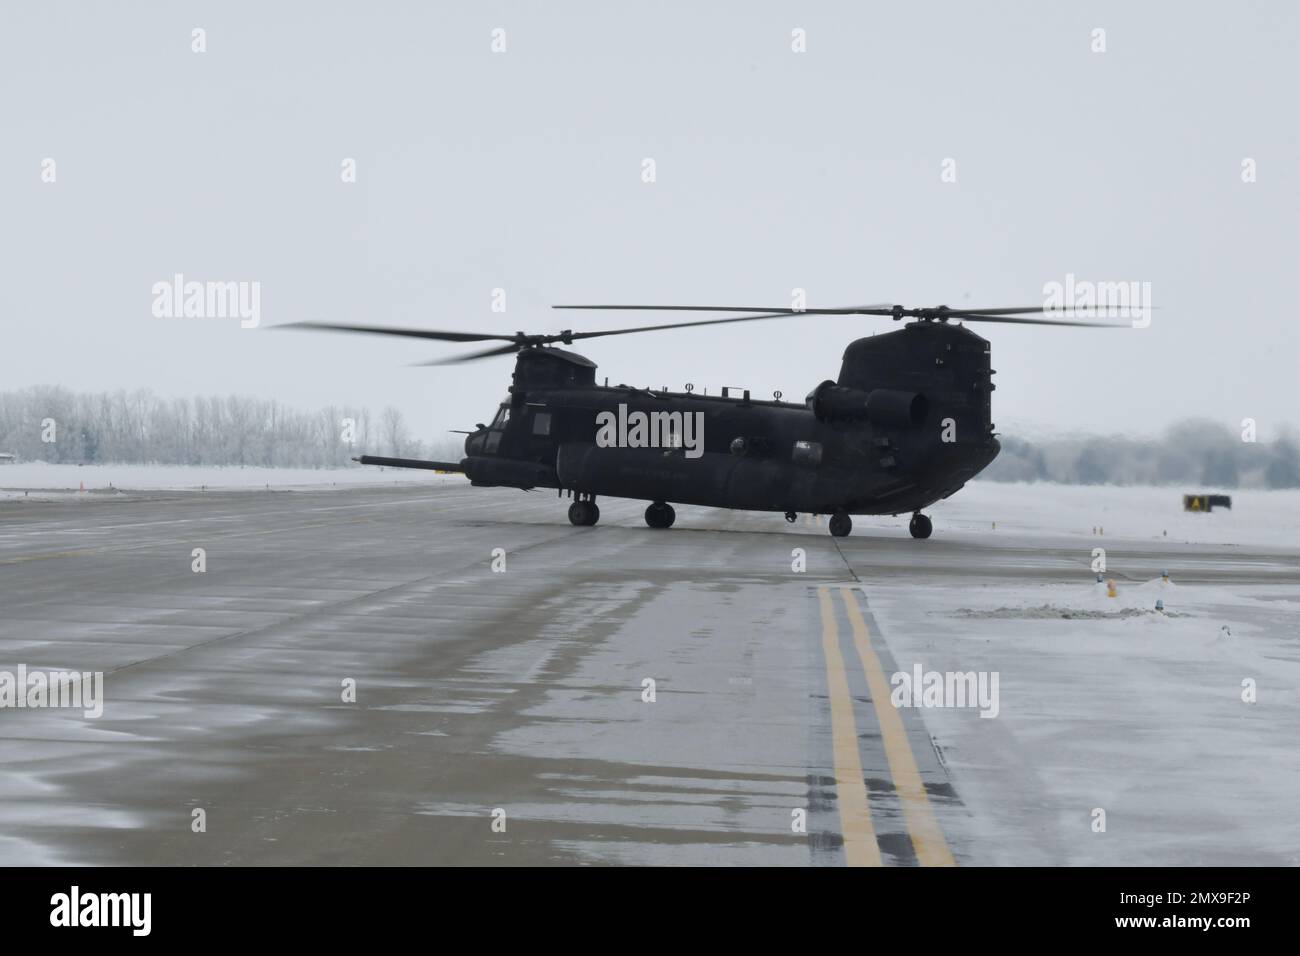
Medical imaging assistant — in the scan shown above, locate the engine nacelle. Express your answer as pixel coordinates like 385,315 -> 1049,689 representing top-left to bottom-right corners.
805,380 -> 928,428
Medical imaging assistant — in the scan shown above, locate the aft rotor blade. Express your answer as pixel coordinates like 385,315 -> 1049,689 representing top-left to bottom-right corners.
554,304 -> 892,315
554,303 -> 1132,327
556,303 -> 1125,316
278,321 -> 517,343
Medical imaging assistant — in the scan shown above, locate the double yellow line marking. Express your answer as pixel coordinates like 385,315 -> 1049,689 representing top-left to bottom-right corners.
818,587 -> 882,866
817,585 -> 956,867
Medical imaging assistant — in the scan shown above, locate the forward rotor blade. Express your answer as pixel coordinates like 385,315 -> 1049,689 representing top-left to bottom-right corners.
565,310 -> 827,340
940,312 -> 1130,328
950,305 -> 1081,315
945,305 -> 1155,317
278,321 -> 516,344
410,342 -> 523,365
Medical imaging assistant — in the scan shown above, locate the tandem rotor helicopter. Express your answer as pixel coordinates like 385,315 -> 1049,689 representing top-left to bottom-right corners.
286,302 -> 1122,538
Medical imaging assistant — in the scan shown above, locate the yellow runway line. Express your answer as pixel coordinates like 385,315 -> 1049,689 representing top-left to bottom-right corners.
840,587 -> 957,867
817,586 -> 882,866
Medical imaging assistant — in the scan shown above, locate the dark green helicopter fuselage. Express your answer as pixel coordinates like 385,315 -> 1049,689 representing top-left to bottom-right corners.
431,320 -> 1000,517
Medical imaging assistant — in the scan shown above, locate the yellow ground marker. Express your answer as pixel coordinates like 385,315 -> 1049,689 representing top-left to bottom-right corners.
816,586 -> 882,866
839,587 -> 957,867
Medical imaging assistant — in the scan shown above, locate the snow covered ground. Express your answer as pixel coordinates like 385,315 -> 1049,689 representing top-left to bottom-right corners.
868,578 -> 1300,865
4,465 -> 1296,550
0,462 -> 464,498
853,485 -> 1300,865
924,480 -> 1300,551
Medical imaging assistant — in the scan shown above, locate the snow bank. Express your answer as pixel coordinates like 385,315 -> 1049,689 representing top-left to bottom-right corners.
0,462 -> 464,494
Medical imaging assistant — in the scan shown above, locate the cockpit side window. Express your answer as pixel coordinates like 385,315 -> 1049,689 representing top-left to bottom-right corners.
491,404 -> 511,429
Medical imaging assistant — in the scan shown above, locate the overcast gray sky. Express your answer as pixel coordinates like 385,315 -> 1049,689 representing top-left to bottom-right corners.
3,1 -> 1298,444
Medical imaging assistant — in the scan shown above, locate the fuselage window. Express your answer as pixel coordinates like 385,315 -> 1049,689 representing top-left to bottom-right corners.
532,411 -> 552,436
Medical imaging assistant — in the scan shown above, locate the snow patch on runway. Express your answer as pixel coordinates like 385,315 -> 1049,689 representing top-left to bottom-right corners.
953,604 -> 1190,619
864,572 -> 1300,865
936,480 -> 1300,550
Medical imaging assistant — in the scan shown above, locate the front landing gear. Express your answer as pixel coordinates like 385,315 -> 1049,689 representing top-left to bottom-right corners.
828,511 -> 852,538
645,501 -> 676,529
909,512 -> 932,539
568,499 -> 600,526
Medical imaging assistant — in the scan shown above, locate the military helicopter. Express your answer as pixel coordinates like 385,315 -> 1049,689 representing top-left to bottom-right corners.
285,302 -> 1121,537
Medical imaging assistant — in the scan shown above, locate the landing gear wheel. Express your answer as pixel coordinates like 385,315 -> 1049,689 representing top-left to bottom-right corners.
568,500 -> 600,526
785,512 -> 797,523
909,513 -> 932,539
828,512 -> 852,538
645,501 -> 676,529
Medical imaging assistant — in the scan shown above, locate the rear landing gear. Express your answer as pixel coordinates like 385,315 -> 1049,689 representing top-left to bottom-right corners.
568,499 -> 600,526
829,511 -> 852,538
909,512 -> 932,539
645,501 -> 676,529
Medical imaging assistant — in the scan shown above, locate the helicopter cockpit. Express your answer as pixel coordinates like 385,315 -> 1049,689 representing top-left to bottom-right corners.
481,402 -> 512,454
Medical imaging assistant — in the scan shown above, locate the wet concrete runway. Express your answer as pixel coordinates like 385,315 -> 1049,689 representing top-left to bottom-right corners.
1,484 -> 1297,865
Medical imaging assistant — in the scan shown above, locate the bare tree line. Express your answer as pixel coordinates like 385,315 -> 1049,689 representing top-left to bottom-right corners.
984,419 -> 1300,488
4,387 -> 1297,487
0,386 -> 462,467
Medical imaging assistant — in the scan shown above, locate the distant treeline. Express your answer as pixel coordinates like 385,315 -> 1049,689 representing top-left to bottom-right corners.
0,386 -> 463,468
984,420 -> 1300,488
3,387 -> 1297,488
